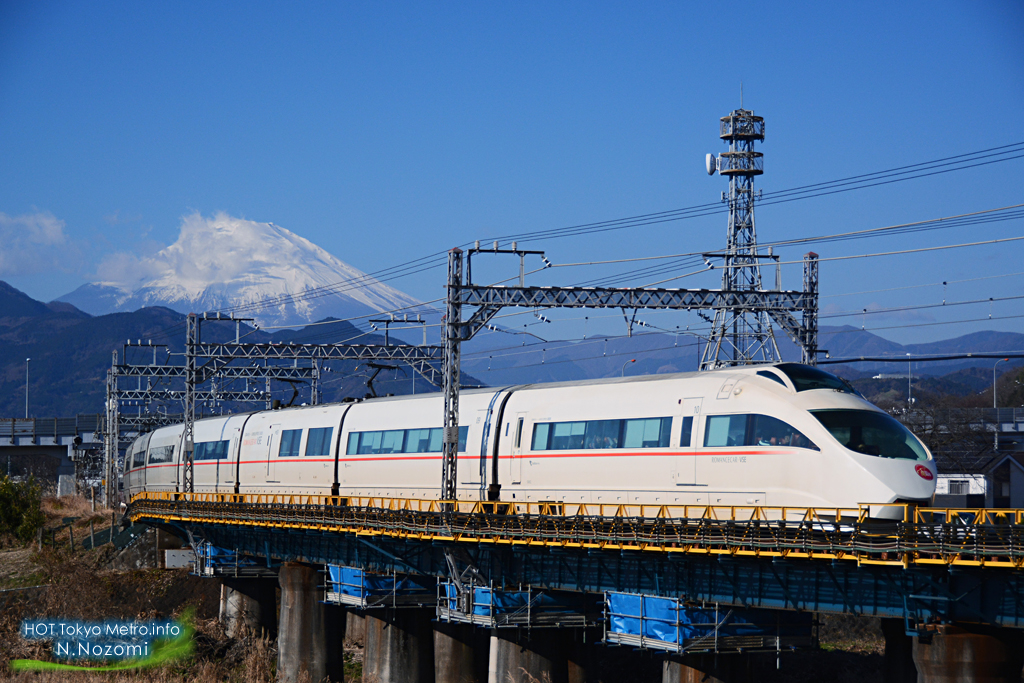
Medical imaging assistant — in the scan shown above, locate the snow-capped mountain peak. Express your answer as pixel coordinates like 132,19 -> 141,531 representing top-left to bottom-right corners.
58,212 -> 425,327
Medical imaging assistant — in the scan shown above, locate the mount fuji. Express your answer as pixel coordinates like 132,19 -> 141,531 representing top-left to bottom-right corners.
57,212 -> 429,328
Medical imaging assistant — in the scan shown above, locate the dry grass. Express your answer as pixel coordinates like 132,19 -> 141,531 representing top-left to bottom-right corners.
39,495 -> 117,549
0,544 -> 227,682
0,610 -> 278,683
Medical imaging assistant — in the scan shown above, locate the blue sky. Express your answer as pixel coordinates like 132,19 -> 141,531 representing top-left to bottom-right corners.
0,1 -> 1021,344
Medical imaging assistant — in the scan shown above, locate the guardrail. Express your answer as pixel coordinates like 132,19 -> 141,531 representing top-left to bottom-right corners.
127,492 -> 1024,569
1,415 -> 104,441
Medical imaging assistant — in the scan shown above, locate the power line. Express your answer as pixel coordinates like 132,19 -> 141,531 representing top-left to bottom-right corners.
820,352 -> 1024,366
552,205 -> 1024,290
821,271 -> 1024,299
482,146 -> 1024,245
822,294 -> 1024,320
197,144 -> 1024,319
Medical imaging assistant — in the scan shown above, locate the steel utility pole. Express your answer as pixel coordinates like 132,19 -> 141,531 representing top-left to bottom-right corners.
441,248 -> 463,505
994,357 -> 1009,452
702,108 -> 780,369
182,314 -> 198,494
104,352 -> 119,507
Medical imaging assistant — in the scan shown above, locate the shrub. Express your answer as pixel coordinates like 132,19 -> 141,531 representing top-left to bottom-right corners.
0,475 -> 46,543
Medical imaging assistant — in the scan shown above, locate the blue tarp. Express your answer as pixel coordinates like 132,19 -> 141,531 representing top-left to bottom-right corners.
607,592 -> 812,644
327,566 -> 432,598
200,544 -> 257,567
442,583 -> 560,616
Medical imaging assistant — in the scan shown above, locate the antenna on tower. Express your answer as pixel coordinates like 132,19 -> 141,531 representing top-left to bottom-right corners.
700,106 -> 780,370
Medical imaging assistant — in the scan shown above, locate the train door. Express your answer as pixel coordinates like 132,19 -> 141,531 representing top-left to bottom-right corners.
136,435 -> 151,490
674,398 -> 702,485
464,409 -> 488,489
129,441 -> 144,492
265,424 -> 280,483
509,413 -> 526,484
219,428 -> 240,492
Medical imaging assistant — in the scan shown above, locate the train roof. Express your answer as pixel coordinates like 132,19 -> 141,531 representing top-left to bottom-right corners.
164,362 -> 847,426
342,363 -> 785,406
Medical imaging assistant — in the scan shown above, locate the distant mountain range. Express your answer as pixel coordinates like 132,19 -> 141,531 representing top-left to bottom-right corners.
458,324 -> 1024,387
56,213 -> 428,328
0,280 -> 441,417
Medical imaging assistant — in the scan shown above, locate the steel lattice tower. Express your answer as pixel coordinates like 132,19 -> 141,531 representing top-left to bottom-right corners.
699,108 -> 781,370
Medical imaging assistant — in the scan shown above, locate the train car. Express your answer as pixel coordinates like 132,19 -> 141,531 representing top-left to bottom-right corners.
124,363 -> 936,516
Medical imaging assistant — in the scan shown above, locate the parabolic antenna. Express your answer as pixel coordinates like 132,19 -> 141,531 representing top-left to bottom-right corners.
705,153 -> 717,175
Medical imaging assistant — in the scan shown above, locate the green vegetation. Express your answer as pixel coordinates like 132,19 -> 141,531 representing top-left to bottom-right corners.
0,475 -> 46,544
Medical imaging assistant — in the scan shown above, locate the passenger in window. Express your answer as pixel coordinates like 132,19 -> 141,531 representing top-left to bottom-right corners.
757,433 -> 771,446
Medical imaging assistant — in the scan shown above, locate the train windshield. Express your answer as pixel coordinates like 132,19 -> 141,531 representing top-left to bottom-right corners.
810,409 -> 928,461
775,364 -> 856,394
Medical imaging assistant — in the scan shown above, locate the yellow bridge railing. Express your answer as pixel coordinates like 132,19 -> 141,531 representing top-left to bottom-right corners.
126,492 -> 1024,570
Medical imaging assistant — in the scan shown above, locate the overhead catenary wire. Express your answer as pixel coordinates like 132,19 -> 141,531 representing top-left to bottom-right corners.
188,144 -> 1024,320
821,271 -> 1024,299
547,205 -> 1024,289
464,313 -> 1024,373
482,145 -> 1024,245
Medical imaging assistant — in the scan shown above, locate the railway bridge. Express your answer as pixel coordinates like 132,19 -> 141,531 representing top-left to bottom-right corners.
129,493 -> 1024,683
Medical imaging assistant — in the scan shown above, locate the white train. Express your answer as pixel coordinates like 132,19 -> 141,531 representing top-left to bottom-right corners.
124,363 -> 936,516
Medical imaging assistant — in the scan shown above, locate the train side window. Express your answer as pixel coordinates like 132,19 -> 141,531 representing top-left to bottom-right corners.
131,445 -> 146,468
531,417 -> 673,450
514,418 -> 524,448
196,440 -> 230,460
148,445 -> 175,464
752,414 -> 819,451
704,415 -> 747,447
406,428 -> 434,453
623,417 -> 672,448
532,423 -> 550,450
550,421 -> 586,450
305,427 -> 333,456
279,429 -> 302,457
379,430 -> 404,454
680,417 -> 694,447
346,427 -> 469,455
584,419 -> 620,449
705,414 -> 819,450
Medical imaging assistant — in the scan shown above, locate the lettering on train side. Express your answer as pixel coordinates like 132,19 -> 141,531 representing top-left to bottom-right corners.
242,431 -> 264,447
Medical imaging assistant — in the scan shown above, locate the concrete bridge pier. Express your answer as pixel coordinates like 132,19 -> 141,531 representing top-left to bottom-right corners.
487,629 -> 568,683
219,578 -> 277,639
662,654 -> 746,683
345,610 -> 365,648
277,563 -> 346,683
434,621 -> 487,683
363,607 -> 435,683
565,628 -> 604,683
881,618 -> 917,682
913,624 -> 1024,683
